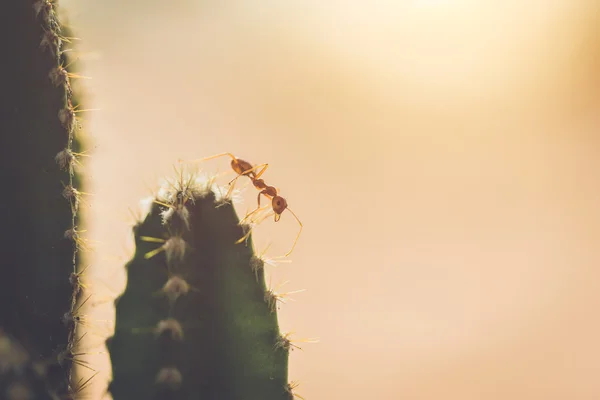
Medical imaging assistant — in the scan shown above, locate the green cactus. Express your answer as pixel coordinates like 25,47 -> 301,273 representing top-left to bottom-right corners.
3,2 -> 307,399
107,170 -> 300,400
0,0 -> 88,398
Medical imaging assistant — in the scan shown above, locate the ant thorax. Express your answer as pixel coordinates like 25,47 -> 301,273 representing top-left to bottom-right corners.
252,178 -> 267,190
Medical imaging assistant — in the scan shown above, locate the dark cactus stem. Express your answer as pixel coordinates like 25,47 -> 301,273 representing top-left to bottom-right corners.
107,170 -> 298,400
0,0 -> 87,398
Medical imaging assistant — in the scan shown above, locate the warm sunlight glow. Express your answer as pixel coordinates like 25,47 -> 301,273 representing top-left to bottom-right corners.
412,0 -> 453,7
57,0 -> 600,399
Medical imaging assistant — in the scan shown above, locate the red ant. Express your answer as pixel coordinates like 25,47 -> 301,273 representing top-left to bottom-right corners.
180,153 -> 302,256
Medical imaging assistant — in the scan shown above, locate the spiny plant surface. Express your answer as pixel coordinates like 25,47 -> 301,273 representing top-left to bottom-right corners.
0,0 -> 89,398
107,169 -> 300,400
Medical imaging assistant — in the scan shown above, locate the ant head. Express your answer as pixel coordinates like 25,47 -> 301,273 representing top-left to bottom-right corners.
272,195 -> 287,217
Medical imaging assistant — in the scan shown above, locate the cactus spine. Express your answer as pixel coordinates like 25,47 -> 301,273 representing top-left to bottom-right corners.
0,0 -> 88,398
107,170 -> 298,400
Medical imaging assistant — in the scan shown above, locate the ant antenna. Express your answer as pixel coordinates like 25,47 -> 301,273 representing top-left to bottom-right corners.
284,207 -> 303,257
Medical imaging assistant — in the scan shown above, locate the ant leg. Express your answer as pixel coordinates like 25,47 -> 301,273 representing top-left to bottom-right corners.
236,210 -> 275,245
246,189 -> 273,219
225,163 -> 268,198
178,153 -> 239,185
227,163 -> 269,184
226,163 -> 268,186
283,208 -> 303,257
240,204 -> 270,225
257,190 -> 265,208
253,163 -> 269,180
239,190 -> 270,224
179,152 -> 237,165
225,173 -> 246,199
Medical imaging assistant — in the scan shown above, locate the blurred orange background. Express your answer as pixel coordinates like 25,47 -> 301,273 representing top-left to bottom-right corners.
61,1 -> 600,399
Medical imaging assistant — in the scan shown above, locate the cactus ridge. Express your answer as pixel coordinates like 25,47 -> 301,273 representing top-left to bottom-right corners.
108,168 -> 298,400
1,0 -> 89,398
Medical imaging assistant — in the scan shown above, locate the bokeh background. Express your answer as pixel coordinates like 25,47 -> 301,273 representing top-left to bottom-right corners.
59,1 -> 600,399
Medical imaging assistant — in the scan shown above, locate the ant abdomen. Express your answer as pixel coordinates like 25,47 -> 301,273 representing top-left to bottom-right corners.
233,159 -> 255,177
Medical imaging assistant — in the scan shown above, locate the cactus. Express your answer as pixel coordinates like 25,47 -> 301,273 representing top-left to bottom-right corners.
3,2 -> 306,399
0,0 -> 88,398
107,170 -> 298,400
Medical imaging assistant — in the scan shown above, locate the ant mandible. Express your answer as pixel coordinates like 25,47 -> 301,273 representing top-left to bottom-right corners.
181,153 -> 302,256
